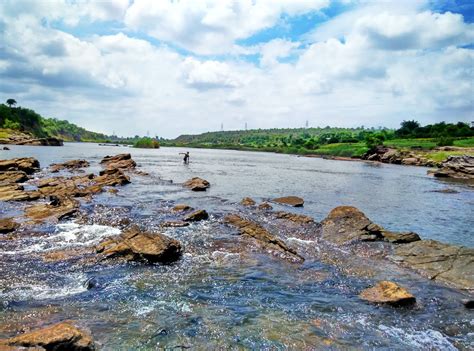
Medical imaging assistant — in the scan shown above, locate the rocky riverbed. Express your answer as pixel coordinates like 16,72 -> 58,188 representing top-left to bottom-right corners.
0,150 -> 473,350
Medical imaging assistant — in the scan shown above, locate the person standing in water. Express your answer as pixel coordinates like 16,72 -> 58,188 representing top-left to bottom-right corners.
179,151 -> 190,164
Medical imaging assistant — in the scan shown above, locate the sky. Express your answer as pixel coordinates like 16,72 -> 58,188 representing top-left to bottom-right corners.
0,0 -> 473,138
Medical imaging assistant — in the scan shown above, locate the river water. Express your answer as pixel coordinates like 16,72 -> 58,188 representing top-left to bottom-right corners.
0,143 -> 473,350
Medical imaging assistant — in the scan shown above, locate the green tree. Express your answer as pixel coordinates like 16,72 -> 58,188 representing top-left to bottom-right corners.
6,99 -> 17,108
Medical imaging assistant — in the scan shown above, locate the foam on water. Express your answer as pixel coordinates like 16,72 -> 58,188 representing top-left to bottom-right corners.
378,324 -> 457,350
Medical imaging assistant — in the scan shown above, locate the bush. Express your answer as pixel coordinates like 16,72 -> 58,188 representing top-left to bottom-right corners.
3,119 -> 21,130
134,137 -> 160,148
436,136 -> 454,147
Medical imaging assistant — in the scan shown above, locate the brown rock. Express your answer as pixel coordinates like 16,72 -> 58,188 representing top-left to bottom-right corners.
381,231 -> 420,244
172,204 -> 192,212
0,184 -> 40,201
257,202 -> 273,210
100,153 -> 136,171
275,211 -> 314,224
224,214 -> 304,262
240,197 -> 256,206
429,155 -> 474,180
0,157 -> 40,174
96,226 -> 182,263
161,220 -> 190,228
50,159 -> 90,173
272,196 -> 304,207
25,197 -> 79,222
359,281 -> 416,306
0,171 -> 28,185
184,209 -> 209,222
0,218 -> 19,234
183,177 -> 210,191
392,240 -> 474,290
0,322 -> 95,350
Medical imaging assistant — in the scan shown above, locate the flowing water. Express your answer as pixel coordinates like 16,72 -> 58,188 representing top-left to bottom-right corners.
0,143 -> 473,350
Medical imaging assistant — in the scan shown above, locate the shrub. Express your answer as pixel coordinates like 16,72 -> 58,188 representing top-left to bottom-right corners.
436,136 -> 454,147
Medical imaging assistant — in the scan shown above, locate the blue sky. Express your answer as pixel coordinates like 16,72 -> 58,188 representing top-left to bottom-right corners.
0,0 -> 473,137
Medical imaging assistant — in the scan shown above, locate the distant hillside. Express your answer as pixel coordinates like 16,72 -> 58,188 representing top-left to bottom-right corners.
0,103 -> 108,142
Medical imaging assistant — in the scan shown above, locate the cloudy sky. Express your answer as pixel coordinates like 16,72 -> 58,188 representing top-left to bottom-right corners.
1,0 -> 473,138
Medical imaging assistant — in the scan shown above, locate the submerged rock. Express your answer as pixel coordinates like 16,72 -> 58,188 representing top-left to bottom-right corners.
257,202 -> 273,210
224,214 -> 304,262
161,220 -> 190,227
172,204 -> 192,212
428,155 -> 474,180
50,159 -> 90,173
0,171 -> 28,185
100,153 -> 136,171
275,211 -> 314,224
184,209 -> 209,222
96,226 -> 182,263
240,197 -> 256,206
0,157 -> 40,174
272,196 -> 304,207
183,177 -> 210,191
392,240 -> 474,290
359,281 -> 416,306
0,322 -> 95,350
0,218 -> 19,234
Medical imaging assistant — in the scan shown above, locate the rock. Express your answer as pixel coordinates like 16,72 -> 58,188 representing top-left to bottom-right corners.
430,188 -> 459,194
0,184 -> 40,201
15,137 -> 63,146
0,157 -> 40,174
0,171 -> 28,185
257,202 -> 273,210
25,196 -> 79,222
183,177 -> 210,191
161,220 -> 190,228
2,146 -> 9,150
100,153 -> 136,171
96,168 -> 130,187
224,214 -> 304,262
240,197 -> 256,206
381,231 -> 421,244
462,299 -> 474,309
359,281 -> 416,306
0,322 -> 95,350
321,206 -> 385,244
96,226 -> 182,263
272,196 -> 304,207
429,155 -> 474,180
401,157 -> 419,165
172,204 -> 192,212
0,218 -> 19,234
184,209 -> 209,222
275,211 -> 314,224
50,159 -> 90,173
392,240 -> 474,290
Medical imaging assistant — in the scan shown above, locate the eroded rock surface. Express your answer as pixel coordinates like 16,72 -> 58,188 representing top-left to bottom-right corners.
183,177 -> 210,191
0,322 -> 95,351
0,218 -> 19,234
224,214 -> 304,262
359,281 -> 416,306
96,226 -> 182,263
50,159 -> 90,173
428,155 -> 474,180
184,209 -> 209,222
275,211 -> 314,224
0,184 -> 40,201
25,196 -> 79,222
0,171 -> 28,185
240,197 -> 256,206
272,196 -> 304,207
0,157 -> 40,174
392,240 -> 474,290
100,153 -> 136,171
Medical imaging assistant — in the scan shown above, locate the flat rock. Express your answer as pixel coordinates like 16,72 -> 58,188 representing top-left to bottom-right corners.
172,204 -> 192,212
0,184 -> 40,201
275,211 -> 314,224
224,214 -> 304,262
96,226 -> 182,263
161,220 -> 190,228
25,197 -> 79,222
100,153 -> 136,171
0,322 -> 95,350
381,231 -> 420,244
0,157 -> 40,174
0,171 -> 28,185
392,240 -> 474,290
0,218 -> 19,234
359,281 -> 416,306
240,197 -> 256,206
183,177 -> 210,191
429,155 -> 474,180
184,209 -> 209,222
50,159 -> 90,173
272,196 -> 304,207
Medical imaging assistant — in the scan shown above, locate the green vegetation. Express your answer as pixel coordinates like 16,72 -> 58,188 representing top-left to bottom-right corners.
134,137 -> 160,149
164,121 -> 474,159
0,101 -> 108,142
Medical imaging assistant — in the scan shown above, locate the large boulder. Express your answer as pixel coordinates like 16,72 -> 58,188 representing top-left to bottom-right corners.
96,226 -> 182,263
272,196 -> 304,207
0,322 -> 95,350
359,281 -> 416,306
50,159 -> 90,173
0,218 -> 19,234
429,155 -> 474,180
0,157 -> 40,174
224,214 -> 304,262
183,177 -> 210,191
392,240 -> 474,290
100,153 -> 136,171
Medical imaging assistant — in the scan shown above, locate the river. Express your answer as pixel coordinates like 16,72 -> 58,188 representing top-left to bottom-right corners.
0,143 -> 473,350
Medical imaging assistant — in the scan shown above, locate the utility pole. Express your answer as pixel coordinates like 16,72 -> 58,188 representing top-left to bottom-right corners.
245,122 -> 247,131
221,123 -> 224,132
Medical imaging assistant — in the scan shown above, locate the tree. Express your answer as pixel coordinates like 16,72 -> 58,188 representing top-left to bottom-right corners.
6,99 -> 17,108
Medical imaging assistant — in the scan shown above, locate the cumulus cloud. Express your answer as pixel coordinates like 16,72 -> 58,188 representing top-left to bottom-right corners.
181,57 -> 243,90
